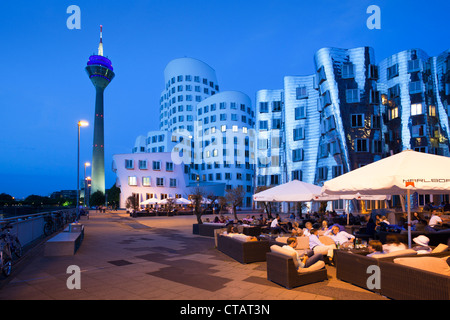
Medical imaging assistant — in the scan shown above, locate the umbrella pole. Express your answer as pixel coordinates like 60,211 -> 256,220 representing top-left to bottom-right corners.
407,188 -> 411,248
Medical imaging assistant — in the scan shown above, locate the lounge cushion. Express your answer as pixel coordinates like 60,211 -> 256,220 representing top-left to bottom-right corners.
297,261 -> 325,274
270,245 -> 299,269
393,256 -> 450,276
371,249 -> 417,259
432,243 -> 449,253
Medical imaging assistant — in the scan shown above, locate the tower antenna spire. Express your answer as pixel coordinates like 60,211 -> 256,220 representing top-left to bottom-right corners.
98,25 -> 103,56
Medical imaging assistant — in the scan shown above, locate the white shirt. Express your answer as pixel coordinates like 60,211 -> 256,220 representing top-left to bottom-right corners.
270,219 -> 279,228
330,231 -> 355,245
282,245 -> 305,268
429,215 -> 442,227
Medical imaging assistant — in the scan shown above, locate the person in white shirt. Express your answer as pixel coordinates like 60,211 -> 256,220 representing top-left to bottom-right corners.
382,234 -> 407,253
303,221 -> 313,236
329,226 -> 355,248
309,229 -> 336,263
428,210 -> 443,228
282,237 -> 324,269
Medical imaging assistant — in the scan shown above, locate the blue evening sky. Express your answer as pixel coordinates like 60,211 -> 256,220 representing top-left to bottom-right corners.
0,0 -> 448,199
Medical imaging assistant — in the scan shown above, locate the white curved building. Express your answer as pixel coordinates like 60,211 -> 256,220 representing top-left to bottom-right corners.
160,57 -> 219,133
125,57 -> 255,209
195,91 -> 255,208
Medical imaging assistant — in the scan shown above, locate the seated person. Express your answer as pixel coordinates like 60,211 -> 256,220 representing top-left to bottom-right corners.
282,237 -> 324,269
309,229 -> 336,262
270,216 -> 288,234
412,235 -> 432,254
366,240 -> 384,257
428,210 -> 444,229
328,225 -> 355,248
382,234 -> 407,253
303,221 -> 313,236
225,225 -> 239,235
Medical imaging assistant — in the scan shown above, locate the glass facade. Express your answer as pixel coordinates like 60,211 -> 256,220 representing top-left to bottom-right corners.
256,46 -> 450,210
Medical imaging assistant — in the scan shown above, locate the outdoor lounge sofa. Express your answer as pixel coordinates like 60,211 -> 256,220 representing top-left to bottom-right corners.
193,222 -> 227,237
335,245 -> 449,299
217,234 -> 271,264
266,245 -> 327,289
377,229 -> 450,246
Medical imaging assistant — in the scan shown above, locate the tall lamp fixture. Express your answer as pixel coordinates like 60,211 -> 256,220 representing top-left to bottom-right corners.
77,120 -> 89,220
84,162 -> 91,207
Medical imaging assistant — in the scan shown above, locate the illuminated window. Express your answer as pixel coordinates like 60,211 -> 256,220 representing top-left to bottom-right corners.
428,105 -> 436,117
128,176 -> 137,186
142,177 -> 151,187
411,103 -> 423,115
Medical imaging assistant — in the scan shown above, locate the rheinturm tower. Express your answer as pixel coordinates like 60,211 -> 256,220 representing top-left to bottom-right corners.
85,25 -> 115,195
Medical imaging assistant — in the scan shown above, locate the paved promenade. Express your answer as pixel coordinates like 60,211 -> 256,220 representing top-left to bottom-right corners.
0,210 -> 387,301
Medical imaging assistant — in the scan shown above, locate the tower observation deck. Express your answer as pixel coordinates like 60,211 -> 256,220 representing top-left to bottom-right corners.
85,25 -> 115,195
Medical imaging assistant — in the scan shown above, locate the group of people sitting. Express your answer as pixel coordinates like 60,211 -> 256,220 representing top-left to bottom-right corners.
366,234 -> 435,257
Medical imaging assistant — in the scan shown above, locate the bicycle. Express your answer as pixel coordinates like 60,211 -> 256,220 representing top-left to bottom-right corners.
43,212 -> 64,236
0,223 -> 22,258
0,233 -> 12,277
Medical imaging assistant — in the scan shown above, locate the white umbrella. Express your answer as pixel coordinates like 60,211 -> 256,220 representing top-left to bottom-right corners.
253,180 -> 323,202
139,198 -> 162,205
160,197 -> 192,205
321,149 -> 450,247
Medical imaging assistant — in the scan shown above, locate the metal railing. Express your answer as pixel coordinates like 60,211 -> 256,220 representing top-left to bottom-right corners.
0,209 -> 77,248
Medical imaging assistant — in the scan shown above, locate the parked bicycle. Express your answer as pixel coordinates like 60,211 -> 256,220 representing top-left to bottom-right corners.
0,223 -> 22,258
43,212 -> 65,236
0,233 -> 12,277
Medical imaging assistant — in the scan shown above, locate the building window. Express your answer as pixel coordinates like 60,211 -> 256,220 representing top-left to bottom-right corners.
153,161 -> 161,170
293,127 -> 305,141
295,105 -> 306,119
387,64 -> 399,80
125,159 -> 134,169
373,140 -> 383,153
428,105 -> 436,117
389,107 -> 399,120
259,121 -> 268,131
272,101 -> 282,112
408,59 -> 421,73
128,176 -> 137,186
138,160 -> 147,170
292,170 -> 302,181
351,114 -> 364,127
292,148 -> 304,162
355,139 -> 369,152
272,118 -> 282,129
372,115 -> 381,129
142,177 -> 151,186
346,89 -> 360,103
156,177 -> 164,186
296,86 -> 308,99
409,81 -> 422,94
332,165 -> 342,178
169,178 -> 177,187
411,103 -> 423,115
166,162 -> 174,171
388,84 -> 400,99
342,63 -> 354,79
318,167 -> 328,180
270,174 -> 280,185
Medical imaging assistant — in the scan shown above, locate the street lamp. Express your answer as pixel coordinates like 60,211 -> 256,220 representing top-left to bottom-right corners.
84,162 -> 90,207
77,120 -> 89,220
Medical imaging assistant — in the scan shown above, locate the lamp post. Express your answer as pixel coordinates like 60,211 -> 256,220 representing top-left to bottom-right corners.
77,120 -> 89,220
84,162 -> 90,207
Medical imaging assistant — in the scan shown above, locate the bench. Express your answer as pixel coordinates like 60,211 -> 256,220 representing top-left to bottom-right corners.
44,224 -> 84,256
